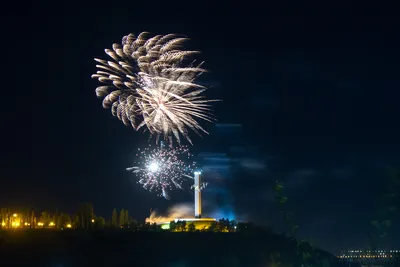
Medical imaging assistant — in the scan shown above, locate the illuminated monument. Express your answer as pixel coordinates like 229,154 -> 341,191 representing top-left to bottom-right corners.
156,170 -> 216,230
193,171 -> 202,218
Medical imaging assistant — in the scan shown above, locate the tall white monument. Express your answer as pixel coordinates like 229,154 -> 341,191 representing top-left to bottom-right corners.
194,171 -> 202,218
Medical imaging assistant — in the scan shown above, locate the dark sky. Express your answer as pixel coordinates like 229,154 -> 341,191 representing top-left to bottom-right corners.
1,0 -> 400,254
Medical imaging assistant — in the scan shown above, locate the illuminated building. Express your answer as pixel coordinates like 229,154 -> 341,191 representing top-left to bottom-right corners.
338,249 -> 400,265
158,218 -> 216,230
156,170 -> 216,230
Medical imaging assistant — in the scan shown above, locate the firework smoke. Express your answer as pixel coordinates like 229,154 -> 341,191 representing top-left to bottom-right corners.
92,32 -> 217,144
146,203 -> 243,224
146,203 -> 194,223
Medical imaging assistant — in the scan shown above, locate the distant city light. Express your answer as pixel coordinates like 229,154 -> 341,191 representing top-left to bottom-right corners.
13,213 -> 17,217
91,219 -> 95,223
49,222 -> 55,227
66,224 -> 72,228
339,249 -> 400,261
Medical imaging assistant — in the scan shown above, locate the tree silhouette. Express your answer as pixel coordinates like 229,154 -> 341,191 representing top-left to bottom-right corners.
119,209 -> 125,227
269,252 -> 282,267
216,218 -> 236,232
40,212 -> 50,227
111,208 -> 118,228
0,208 -> 8,228
129,219 -> 139,231
273,180 -> 299,238
188,223 -> 196,232
29,209 -> 35,228
73,215 -> 79,228
141,222 -> 161,232
77,203 -> 94,229
124,210 -> 129,227
217,219 -> 226,232
174,220 -> 186,232
369,168 -> 400,251
94,217 -> 105,229
150,223 -> 162,232
169,221 -> 177,232
57,213 -> 71,228
208,221 -> 218,232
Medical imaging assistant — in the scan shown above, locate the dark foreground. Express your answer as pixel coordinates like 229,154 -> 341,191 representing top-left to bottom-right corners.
0,230 -> 345,267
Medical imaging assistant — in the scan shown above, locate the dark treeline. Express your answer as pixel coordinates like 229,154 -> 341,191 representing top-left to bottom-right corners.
0,203 -> 138,230
0,202 -> 349,266
0,203 -> 239,232
0,224 -> 349,267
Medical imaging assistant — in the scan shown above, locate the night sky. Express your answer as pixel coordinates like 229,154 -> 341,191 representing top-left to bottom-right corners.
2,0 -> 400,254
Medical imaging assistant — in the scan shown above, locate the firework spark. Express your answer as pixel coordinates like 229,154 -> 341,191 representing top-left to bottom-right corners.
126,145 -> 196,199
92,32 -> 217,144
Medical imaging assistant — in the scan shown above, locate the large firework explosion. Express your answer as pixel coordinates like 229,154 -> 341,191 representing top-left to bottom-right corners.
126,144 -> 197,199
92,32 -> 217,144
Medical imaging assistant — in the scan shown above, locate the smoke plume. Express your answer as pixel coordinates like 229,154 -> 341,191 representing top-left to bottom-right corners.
146,203 -> 194,223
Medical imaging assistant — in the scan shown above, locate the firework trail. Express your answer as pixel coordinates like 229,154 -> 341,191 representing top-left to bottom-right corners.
92,32 -> 217,144
126,145 -> 197,199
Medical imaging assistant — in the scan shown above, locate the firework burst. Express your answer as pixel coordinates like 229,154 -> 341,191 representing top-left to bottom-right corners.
92,32 -> 217,144
126,144 -> 196,199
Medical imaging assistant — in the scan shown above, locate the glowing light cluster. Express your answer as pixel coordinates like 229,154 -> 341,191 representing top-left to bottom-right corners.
126,145 -> 196,199
338,250 -> 400,260
92,32 -> 217,144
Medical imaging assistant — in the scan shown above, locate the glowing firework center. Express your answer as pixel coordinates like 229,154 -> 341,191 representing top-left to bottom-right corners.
148,162 -> 160,173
